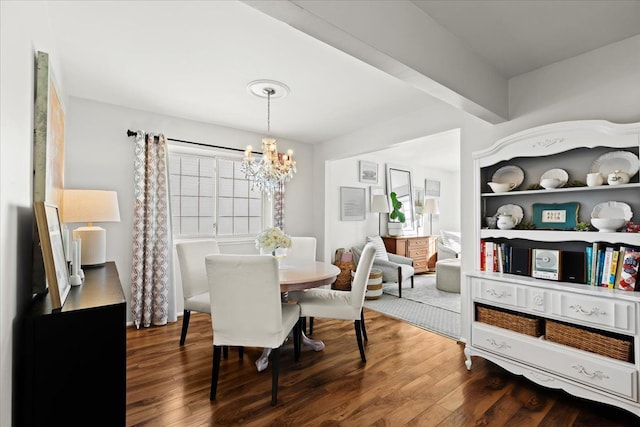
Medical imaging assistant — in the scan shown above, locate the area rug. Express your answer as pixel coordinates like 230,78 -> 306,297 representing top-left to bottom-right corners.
363,275 -> 461,340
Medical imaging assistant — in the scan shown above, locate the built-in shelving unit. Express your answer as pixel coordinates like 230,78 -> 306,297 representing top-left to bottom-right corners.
464,120 -> 640,417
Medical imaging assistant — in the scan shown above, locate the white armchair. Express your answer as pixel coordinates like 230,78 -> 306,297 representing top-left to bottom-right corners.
437,230 -> 461,261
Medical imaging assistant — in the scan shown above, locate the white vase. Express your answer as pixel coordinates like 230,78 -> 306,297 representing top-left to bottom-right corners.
387,222 -> 403,236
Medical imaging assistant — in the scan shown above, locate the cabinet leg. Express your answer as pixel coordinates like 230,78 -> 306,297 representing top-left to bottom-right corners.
464,346 -> 472,370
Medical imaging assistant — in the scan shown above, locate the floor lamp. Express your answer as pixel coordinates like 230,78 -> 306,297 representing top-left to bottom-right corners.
424,198 -> 440,235
371,194 -> 390,236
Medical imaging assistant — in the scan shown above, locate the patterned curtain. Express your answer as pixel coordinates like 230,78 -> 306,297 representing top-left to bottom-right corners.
130,131 -> 176,328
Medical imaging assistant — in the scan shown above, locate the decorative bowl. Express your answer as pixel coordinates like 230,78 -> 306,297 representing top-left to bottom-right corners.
590,217 -> 627,233
488,182 -> 515,193
540,178 -> 562,189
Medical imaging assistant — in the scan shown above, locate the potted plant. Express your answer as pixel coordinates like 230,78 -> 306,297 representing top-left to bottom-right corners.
387,192 -> 405,236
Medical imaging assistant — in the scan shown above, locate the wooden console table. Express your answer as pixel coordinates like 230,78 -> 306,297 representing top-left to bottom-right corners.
382,235 -> 438,273
19,261 -> 126,426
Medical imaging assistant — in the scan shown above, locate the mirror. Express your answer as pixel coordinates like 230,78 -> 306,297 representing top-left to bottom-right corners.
386,164 -> 415,234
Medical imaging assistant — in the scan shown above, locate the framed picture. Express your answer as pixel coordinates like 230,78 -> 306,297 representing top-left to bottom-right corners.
34,202 -> 71,310
369,186 -> 385,210
359,161 -> 378,184
532,202 -> 580,230
340,186 -> 366,221
425,179 -> 440,197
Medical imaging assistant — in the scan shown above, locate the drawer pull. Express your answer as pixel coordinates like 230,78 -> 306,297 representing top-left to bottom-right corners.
569,304 -> 607,317
486,289 -> 511,298
529,371 -> 555,383
486,338 -> 511,350
571,364 -> 609,380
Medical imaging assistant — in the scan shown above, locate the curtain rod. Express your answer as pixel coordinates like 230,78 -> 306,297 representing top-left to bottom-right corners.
126,129 -> 261,154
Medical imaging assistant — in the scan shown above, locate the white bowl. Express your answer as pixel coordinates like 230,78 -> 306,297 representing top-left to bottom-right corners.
488,182 -> 515,193
540,178 -> 562,189
590,217 -> 627,232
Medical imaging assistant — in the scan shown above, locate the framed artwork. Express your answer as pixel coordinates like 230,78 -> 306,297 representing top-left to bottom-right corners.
34,202 -> 71,310
34,51 -> 65,207
425,179 -> 440,197
369,186 -> 385,210
359,161 -> 378,184
340,186 -> 366,221
532,202 -> 580,230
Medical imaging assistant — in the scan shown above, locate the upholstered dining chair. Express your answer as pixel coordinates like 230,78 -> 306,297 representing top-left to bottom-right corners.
205,254 -> 301,406
175,239 -> 220,346
294,243 -> 377,363
287,236 -> 317,260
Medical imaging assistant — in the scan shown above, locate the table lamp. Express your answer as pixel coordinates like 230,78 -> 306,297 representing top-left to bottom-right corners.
61,189 -> 121,266
424,198 -> 440,235
371,194 -> 390,236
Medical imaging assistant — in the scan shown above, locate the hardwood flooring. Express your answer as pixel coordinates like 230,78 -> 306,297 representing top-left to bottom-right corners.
127,310 -> 638,426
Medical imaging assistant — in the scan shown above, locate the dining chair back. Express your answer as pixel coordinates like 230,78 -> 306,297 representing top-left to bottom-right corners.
205,254 -> 301,405
295,243 -> 377,362
287,236 -> 317,260
175,239 -> 220,345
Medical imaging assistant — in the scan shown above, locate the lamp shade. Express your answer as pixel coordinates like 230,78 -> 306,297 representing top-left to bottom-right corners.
61,189 -> 120,267
371,194 -> 390,213
424,198 -> 440,215
61,189 -> 121,224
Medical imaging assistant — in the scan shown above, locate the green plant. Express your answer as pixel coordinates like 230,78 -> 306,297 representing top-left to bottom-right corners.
516,220 -> 536,230
574,221 -> 593,231
389,192 -> 406,223
568,180 -> 586,187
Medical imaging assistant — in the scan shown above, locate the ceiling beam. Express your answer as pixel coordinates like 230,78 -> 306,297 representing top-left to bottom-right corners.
243,0 -> 508,124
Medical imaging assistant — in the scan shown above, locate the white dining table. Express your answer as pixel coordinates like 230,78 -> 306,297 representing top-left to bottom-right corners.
255,259 -> 341,372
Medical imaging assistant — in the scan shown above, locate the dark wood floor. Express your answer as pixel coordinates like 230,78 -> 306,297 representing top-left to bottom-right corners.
126,310 -> 638,426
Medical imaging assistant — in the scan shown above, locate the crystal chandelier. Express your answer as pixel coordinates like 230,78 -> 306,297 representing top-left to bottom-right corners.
241,82 -> 296,197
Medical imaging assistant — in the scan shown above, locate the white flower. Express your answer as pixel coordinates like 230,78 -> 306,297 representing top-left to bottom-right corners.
255,227 -> 292,250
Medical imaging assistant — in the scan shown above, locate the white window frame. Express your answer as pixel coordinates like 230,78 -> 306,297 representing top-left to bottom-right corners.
167,143 -> 271,240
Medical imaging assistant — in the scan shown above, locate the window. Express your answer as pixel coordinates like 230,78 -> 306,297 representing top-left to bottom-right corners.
168,147 -> 264,238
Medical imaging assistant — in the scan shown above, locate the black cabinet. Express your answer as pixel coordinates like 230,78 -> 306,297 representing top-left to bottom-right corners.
20,262 -> 126,426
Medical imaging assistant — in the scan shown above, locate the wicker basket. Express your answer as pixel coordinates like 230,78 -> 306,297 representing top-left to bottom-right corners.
332,261 -> 355,291
476,305 -> 543,337
546,320 -> 633,362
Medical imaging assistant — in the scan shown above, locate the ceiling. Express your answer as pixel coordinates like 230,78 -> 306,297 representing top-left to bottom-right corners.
41,1 -> 639,172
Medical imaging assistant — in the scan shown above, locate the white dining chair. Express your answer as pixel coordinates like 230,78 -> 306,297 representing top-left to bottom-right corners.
287,236 -> 317,260
294,243 -> 377,362
205,254 -> 301,405
175,239 -> 220,346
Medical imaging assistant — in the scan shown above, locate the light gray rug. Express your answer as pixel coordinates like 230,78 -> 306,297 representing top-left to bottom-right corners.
363,275 -> 461,340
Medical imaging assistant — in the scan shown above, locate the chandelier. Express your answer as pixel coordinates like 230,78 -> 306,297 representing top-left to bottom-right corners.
241,81 -> 296,197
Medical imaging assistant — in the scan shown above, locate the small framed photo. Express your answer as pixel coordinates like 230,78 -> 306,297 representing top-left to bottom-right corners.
532,249 -> 561,281
532,202 -> 580,230
370,186 -> 385,210
359,160 -> 378,184
425,179 -> 440,197
34,201 -> 71,310
340,186 -> 366,221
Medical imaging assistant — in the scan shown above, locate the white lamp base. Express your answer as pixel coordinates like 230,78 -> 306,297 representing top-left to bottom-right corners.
73,226 -> 106,266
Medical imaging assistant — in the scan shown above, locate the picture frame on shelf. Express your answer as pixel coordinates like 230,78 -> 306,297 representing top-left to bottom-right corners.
34,201 -> 71,310
532,202 -> 580,230
340,186 -> 366,221
359,160 -> 378,184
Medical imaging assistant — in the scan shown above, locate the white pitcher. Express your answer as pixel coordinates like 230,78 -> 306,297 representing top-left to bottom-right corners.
586,172 -> 603,187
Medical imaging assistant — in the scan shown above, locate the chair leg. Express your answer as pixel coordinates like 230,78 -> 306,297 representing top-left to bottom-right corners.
210,345 -> 222,400
411,275 -> 414,288
309,317 -> 314,335
360,309 -> 368,342
271,347 -> 281,406
354,320 -> 367,363
179,309 -> 191,345
397,266 -> 403,299
294,320 -> 301,361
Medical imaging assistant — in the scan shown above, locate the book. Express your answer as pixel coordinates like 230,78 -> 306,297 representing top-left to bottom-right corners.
595,250 -> 605,286
613,247 -> 627,287
600,247 -> 614,287
607,249 -> 619,288
480,240 -> 485,271
618,249 -> 640,291
485,241 -> 495,272
585,246 -> 593,285
590,242 -> 600,286
497,245 -> 504,273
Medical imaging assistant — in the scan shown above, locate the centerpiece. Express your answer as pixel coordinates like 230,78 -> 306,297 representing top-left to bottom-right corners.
255,227 -> 292,257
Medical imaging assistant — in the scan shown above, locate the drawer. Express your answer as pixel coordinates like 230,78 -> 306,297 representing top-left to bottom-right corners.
407,239 -> 427,249
407,248 -> 427,258
472,323 -> 637,400
551,292 -> 636,334
472,279 -> 523,308
413,260 -> 427,273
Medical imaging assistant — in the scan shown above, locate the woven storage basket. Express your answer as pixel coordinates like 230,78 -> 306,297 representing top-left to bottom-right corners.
476,305 -> 543,337
332,261 -> 355,291
546,320 -> 633,362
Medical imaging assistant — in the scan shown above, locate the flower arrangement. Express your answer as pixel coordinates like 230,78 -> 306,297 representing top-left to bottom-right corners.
255,227 -> 292,252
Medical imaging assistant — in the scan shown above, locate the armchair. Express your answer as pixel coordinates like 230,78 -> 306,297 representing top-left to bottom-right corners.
437,230 -> 461,261
352,241 -> 415,298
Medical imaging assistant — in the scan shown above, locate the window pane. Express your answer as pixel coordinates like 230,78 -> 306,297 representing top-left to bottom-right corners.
171,196 -> 181,217
234,217 -> 248,235
181,217 -> 198,235
181,176 -> 198,196
218,159 -> 234,178
249,217 -> 262,234
199,177 -> 214,197
234,179 -> 249,198
218,197 -> 233,217
218,178 -> 234,197
181,196 -> 198,216
199,197 -> 214,216
182,156 -> 198,176
217,217 -> 233,235
168,154 -> 180,174
198,217 -> 215,236
200,158 -> 215,177
234,199 -> 248,216
249,199 -> 261,216
170,175 -> 181,196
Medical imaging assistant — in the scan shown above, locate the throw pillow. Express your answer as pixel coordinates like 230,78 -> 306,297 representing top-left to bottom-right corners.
366,235 -> 389,261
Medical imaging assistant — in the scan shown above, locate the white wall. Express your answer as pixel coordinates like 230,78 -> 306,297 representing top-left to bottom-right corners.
64,97 -> 314,321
